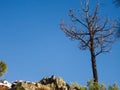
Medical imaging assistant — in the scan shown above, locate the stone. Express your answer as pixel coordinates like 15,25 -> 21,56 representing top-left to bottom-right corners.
39,75 -> 69,90
0,75 -> 70,90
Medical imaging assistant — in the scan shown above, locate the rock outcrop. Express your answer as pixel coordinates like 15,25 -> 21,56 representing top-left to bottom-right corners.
10,80 -> 52,90
0,75 -> 70,90
39,75 -> 69,90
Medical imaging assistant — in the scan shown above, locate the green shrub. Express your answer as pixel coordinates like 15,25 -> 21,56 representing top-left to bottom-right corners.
0,61 -> 7,77
108,83 -> 119,90
16,86 -> 25,90
70,82 -> 87,90
87,80 -> 106,90
70,80 -> 119,90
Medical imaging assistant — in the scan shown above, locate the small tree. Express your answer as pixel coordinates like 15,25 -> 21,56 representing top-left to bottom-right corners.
0,61 -> 7,77
108,83 -> 119,90
60,0 -> 117,82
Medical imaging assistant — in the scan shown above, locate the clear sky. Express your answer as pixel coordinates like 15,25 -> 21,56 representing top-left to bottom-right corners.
0,0 -> 120,86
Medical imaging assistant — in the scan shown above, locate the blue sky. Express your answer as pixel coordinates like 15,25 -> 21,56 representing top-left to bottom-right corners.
0,0 -> 120,86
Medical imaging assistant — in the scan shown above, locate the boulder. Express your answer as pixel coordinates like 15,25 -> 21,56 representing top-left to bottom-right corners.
10,80 -> 52,90
39,75 -> 69,90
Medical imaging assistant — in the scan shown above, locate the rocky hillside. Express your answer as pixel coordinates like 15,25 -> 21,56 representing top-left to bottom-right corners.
0,75 -> 72,90
1,75 -> 118,90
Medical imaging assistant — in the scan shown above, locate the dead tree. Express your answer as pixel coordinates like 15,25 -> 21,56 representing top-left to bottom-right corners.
60,0 -> 117,82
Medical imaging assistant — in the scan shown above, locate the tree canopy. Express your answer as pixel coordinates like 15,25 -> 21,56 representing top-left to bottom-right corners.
0,61 -> 7,77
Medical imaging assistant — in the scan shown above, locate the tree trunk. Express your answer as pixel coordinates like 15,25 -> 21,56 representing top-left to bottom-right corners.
90,49 -> 98,82
90,33 -> 98,82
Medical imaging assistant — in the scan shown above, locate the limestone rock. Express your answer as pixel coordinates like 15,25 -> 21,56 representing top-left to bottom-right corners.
10,80 -> 52,90
39,75 -> 69,90
0,75 -> 70,90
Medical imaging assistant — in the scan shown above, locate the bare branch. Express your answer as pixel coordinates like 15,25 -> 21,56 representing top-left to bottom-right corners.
69,10 -> 88,28
61,21 -> 91,49
89,1 -> 100,27
95,49 -> 110,56
61,0 -> 117,56
94,19 -> 108,33
80,0 -> 89,12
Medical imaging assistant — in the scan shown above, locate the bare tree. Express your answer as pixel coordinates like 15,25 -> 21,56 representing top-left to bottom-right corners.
60,0 -> 117,82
